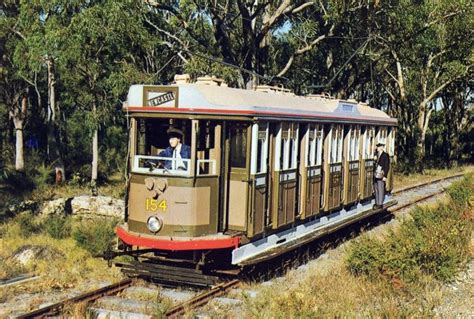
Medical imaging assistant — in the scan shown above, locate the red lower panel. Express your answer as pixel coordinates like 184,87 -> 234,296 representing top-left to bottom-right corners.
116,225 -> 240,251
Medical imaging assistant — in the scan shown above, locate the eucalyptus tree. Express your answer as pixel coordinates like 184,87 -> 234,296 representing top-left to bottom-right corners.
370,0 -> 473,170
61,0 -> 159,188
144,0 -> 339,87
0,0 -> 29,171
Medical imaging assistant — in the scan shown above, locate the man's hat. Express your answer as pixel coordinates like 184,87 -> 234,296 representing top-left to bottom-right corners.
167,127 -> 183,139
376,142 -> 385,147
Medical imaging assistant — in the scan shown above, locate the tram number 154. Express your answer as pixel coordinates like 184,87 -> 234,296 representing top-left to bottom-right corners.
145,198 -> 167,212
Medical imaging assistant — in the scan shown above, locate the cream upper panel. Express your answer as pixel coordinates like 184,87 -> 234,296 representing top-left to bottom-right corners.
126,84 -> 397,125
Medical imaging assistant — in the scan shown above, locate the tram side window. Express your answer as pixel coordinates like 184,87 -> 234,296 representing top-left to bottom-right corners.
281,123 -> 298,170
349,126 -> 360,161
134,118 -> 192,175
252,123 -> 269,174
197,121 -> 218,175
330,125 -> 342,164
307,125 -> 323,166
230,125 -> 247,168
363,126 -> 375,159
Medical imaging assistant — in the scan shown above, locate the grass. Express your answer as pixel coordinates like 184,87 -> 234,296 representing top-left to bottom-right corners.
230,174 -> 474,318
0,215 -> 123,307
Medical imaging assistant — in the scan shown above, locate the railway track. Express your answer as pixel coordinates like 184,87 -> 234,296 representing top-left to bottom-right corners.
15,173 -> 466,319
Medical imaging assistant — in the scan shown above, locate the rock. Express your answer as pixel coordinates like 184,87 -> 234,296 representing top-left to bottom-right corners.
11,245 -> 64,266
6,200 -> 38,216
71,195 -> 124,219
40,198 -> 69,216
39,195 -> 124,219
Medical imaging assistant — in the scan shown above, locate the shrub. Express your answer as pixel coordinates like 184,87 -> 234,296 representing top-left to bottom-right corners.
347,175 -> 473,283
72,219 -> 118,256
447,173 -> 473,208
42,215 -> 72,239
15,212 -> 41,237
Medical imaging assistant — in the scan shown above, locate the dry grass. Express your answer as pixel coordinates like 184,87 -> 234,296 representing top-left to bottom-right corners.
0,219 -> 123,302
393,164 -> 473,190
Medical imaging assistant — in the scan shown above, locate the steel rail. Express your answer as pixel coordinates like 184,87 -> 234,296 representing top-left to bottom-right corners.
165,279 -> 241,318
392,172 -> 465,195
16,278 -> 133,319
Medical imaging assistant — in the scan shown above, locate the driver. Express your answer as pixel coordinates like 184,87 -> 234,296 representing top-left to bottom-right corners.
158,128 -> 191,170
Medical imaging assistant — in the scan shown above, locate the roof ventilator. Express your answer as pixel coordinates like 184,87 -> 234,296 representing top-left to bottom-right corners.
255,85 -> 293,95
196,75 -> 228,87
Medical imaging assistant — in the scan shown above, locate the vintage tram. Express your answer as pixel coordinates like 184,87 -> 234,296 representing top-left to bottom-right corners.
112,75 -> 397,285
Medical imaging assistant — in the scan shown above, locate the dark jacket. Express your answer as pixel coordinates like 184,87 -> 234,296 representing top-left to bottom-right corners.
158,144 -> 191,170
376,151 -> 390,179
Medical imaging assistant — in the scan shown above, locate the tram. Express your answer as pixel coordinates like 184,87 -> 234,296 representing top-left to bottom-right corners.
112,75 -> 397,283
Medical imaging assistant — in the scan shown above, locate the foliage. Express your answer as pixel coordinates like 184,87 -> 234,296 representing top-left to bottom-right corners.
14,212 -> 41,238
0,0 -> 472,185
347,174 -> 473,283
42,215 -> 71,239
72,218 -> 119,256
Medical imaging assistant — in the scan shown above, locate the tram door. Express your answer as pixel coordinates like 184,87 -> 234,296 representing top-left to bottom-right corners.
360,126 -> 375,200
225,122 -> 270,238
322,124 -> 343,211
299,124 -> 323,219
343,125 -> 361,205
271,123 -> 299,229
225,123 -> 250,232
247,123 -> 270,237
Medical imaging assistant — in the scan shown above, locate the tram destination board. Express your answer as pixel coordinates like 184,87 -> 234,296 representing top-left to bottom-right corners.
148,91 -> 175,106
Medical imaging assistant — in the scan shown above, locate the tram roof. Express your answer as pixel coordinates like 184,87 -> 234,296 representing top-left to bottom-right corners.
125,84 -> 397,126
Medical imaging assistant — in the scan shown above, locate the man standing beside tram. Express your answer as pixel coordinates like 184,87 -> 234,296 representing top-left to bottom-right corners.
374,141 -> 390,209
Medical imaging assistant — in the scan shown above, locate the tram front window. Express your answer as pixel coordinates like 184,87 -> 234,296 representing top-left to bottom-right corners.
133,118 -> 192,175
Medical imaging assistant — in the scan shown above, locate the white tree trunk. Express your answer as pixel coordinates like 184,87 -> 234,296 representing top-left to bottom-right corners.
11,95 -> 27,172
15,127 -> 24,171
92,128 -> 98,182
91,101 -> 99,185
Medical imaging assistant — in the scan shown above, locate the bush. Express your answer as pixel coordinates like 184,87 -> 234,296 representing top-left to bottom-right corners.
347,175 -> 473,283
72,219 -> 118,256
15,212 -> 41,237
42,215 -> 72,239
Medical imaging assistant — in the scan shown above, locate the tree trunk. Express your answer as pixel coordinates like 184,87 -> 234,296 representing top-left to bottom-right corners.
11,95 -> 27,172
46,58 -> 65,183
14,127 -> 24,171
91,102 -> 99,195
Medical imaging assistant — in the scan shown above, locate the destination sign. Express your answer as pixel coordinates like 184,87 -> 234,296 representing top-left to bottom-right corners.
147,92 -> 175,106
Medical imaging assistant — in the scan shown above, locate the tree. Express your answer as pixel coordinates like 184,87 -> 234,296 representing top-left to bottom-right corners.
0,0 -> 30,172
145,0 -> 340,87
371,0 -> 473,171
61,0 -> 160,189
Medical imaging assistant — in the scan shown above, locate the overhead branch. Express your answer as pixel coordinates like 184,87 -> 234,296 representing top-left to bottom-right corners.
144,0 -> 210,50
258,1 -> 316,44
276,33 -> 328,77
421,65 -> 472,106
143,15 -> 187,48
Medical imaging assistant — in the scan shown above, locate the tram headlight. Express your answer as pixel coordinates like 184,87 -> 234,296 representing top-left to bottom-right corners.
147,216 -> 163,233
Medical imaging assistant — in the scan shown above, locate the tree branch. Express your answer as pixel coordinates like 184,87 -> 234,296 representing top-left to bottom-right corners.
276,33 -> 328,77
421,65 -> 472,106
